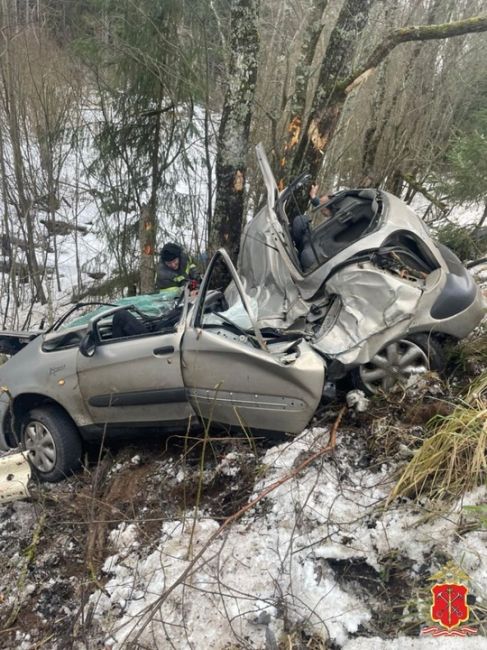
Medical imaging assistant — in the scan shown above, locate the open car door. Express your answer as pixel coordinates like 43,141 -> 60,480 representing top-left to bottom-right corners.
181,249 -> 325,434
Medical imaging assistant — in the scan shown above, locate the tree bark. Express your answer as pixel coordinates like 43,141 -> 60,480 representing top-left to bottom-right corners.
279,0 -> 328,180
138,88 -> 163,295
288,0 -> 376,183
1,4 -> 47,304
361,0 -> 442,185
290,10 -> 487,185
210,0 -> 260,261
341,13 -> 487,91
138,204 -> 156,294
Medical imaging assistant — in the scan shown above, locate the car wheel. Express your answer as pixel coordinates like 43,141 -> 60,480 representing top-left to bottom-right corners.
352,334 -> 445,395
22,406 -> 82,482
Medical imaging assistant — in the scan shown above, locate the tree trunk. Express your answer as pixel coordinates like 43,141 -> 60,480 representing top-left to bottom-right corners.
138,89 -> 163,295
288,0 -> 376,184
279,0 -> 328,180
210,0 -> 260,261
1,4 -> 47,304
289,9 -> 487,185
139,204 -> 156,294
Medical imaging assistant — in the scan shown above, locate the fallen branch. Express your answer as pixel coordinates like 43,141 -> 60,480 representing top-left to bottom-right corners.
401,172 -> 448,213
466,256 -> 487,269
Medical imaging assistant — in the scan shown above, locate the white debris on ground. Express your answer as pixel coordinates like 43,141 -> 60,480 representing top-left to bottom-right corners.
344,638 -> 487,649
346,389 -> 370,412
0,450 -> 31,505
85,427 -> 487,649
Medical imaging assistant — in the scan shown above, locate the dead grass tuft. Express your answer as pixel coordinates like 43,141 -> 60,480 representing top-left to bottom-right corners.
278,629 -> 328,649
446,326 -> 487,375
389,372 -> 487,502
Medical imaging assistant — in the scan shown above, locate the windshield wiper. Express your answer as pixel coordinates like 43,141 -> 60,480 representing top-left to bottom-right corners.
213,311 -> 260,348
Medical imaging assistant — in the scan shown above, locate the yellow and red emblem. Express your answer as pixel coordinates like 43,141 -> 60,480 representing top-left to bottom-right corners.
421,563 -> 478,637
431,583 -> 469,630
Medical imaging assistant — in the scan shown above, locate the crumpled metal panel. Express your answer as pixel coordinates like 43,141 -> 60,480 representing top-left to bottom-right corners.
236,207 -> 310,328
312,264 -> 424,365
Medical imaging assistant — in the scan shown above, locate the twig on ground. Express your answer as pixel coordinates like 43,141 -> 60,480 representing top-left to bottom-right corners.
126,407 -> 345,645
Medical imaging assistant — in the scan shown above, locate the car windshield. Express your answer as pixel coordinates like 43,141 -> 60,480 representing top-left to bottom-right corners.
59,288 -> 182,330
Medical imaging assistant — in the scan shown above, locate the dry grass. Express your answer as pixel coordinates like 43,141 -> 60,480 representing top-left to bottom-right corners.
447,326 -> 487,376
389,372 -> 487,502
278,630 -> 328,649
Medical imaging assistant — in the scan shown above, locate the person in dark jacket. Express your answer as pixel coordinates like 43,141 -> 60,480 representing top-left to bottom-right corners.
111,242 -> 200,338
156,242 -> 198,291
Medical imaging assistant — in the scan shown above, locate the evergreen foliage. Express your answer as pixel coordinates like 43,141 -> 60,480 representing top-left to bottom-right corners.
445,107 -> 487,204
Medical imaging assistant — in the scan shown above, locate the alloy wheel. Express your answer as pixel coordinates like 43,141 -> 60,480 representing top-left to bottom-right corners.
23,420 -> 57,473
358,339 -> 430,394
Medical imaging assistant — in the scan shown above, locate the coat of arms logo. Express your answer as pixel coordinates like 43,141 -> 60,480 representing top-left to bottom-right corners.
421,562 -> 478,637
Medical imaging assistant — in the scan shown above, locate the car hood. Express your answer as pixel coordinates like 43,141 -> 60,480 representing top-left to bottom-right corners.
0,330 -> 41,356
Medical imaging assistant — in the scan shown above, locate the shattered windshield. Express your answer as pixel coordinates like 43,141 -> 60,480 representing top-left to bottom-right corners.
59,288 -> 182,330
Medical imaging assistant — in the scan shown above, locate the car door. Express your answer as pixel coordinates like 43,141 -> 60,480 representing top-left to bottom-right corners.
76,305 -> 194,429
181,250 -> 325,434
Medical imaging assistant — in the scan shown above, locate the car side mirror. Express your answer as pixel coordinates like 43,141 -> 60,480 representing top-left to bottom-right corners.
79,331 -> 96,357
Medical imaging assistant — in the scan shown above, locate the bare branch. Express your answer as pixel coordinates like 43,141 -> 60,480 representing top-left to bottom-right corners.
343,13 -> 487,92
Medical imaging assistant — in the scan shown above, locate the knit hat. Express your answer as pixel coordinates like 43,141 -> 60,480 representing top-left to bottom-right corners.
161,242 -> 182,263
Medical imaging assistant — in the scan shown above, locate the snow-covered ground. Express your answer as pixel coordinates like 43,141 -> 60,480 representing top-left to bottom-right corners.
0,369 -> 486,649
79,427 -> 486,649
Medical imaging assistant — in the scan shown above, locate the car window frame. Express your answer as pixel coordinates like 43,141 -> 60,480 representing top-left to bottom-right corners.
191,249 -> 268,352
89,304 -> 183,347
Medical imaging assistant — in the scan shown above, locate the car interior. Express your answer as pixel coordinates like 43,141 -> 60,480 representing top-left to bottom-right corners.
41,290 -> 230,353
278,189 -> 382,273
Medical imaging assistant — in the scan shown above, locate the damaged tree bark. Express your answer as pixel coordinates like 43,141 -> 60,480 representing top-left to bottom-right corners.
279,0 -> 329,183
210,0 -> 260,262
286,0 -> 376,184
289,11 -> 487,185
138,204 -> 156,294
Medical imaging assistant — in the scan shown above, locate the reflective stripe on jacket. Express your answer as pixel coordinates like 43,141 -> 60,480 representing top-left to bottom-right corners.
156,253 -> 196,291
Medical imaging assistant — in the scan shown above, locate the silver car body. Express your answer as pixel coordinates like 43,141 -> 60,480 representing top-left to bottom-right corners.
0,249 -> 325,453
234,144 -> 485,367
0,144 -> 484,464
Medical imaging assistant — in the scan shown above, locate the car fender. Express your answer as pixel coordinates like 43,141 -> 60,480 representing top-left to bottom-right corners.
0,337 -> 93,444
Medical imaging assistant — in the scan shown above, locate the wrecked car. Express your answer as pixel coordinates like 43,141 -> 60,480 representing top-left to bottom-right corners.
0,255 -> 325,481
0,145 -> 484,482
236,144 -> 485,393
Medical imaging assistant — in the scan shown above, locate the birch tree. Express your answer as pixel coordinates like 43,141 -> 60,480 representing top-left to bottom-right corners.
210,0 -> 260,261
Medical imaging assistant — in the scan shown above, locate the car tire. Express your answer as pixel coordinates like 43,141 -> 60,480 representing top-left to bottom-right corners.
352,334 -> 445,395
21,406 -> 82,482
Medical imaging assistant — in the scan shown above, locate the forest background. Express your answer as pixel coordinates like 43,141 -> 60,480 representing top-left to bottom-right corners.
0,0 -> 486,329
